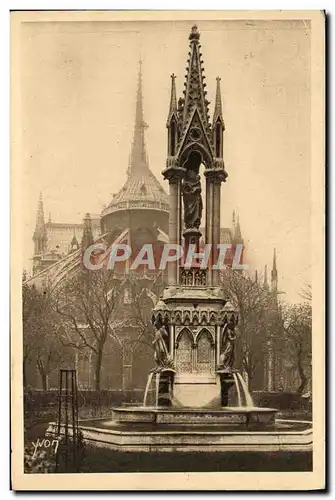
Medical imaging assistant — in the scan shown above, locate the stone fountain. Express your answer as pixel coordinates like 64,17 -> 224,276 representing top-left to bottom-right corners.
47,25 -> 312,454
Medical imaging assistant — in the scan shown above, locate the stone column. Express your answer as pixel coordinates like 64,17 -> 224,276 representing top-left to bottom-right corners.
163,164 -> 185,286
205,176 -> 214,286
168,178 -> 179,285
216,325 -> 221,367
205,169 -> 224,287
212,178 -> 222,286
170,325 -> 175,357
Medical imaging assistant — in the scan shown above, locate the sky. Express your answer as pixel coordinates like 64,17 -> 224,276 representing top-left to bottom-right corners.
19,19 -> 311,303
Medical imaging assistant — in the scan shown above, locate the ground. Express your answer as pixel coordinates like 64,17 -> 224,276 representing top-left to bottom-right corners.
23,394 -> 312,473
80,447 -> 312,473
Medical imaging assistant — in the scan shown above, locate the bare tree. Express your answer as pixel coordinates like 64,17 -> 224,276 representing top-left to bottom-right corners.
299,283 -> 312,303
54,269 -> 118,391
107,273 -> 164,388
220,269 -> 278,390
22,281 -> 60,389
282,302 -> 312,395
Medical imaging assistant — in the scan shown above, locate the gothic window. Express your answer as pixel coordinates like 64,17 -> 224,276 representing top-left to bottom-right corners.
196,329 -> 214,373
140,184 -> 147,196
176,328 -> 193,373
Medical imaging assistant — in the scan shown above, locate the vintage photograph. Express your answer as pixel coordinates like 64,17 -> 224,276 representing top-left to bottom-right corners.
11,10 -> 325,490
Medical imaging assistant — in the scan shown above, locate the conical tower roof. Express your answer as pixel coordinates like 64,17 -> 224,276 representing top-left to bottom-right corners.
33,193 -> 46,239
102,62 -> 169,217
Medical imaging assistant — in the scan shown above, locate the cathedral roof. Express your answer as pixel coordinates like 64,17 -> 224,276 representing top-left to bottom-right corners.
101,61 -> 169,217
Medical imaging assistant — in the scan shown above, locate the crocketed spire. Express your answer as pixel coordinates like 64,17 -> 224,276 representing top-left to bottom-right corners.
129,60 -> 149,176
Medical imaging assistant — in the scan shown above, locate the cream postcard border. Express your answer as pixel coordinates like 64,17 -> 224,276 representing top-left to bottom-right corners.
11,9 -> 325,491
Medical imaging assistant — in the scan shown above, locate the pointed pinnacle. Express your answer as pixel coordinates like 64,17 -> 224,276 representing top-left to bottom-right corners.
168,73 -> 177,120
213,76 -> 223,124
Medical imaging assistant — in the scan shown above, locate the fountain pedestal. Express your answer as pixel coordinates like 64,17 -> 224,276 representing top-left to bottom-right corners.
218,372 -> 236,407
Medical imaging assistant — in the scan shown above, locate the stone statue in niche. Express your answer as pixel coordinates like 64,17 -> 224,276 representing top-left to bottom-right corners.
218,316 -> 237,372
182,151 -> 203,230
152,318 -> 174,371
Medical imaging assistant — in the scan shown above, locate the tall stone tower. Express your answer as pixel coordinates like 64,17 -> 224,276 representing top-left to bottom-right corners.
152,26 -> 236,407
32,193 -> 47,274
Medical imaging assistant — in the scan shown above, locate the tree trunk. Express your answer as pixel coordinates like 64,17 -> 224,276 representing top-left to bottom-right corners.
297,359 -> 308,395
94,349 -> 103,391
37,360 -> 48,391
296,344 -> 308,395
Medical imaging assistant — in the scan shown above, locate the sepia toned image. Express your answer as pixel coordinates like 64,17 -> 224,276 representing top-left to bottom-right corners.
11,10 -> 325,490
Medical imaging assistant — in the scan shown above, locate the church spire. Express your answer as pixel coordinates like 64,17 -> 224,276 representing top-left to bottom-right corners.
32,193 -> 47,256
129,60 -> 149,176
35,192 -> 45,229
234,214 -> 243,242
271,248 -> 278,294
264,264 -> 269,291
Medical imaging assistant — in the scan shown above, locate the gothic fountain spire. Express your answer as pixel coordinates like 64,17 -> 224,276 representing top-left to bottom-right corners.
182,24 -> 210,128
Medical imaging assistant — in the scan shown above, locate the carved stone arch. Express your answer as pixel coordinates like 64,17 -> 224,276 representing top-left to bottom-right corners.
180,142 -> 212,171
195,328 -> 215,374
183,311 -> 191,325
209,312 -> 217,326
163,313 -> 170,326
178,106 -> 214,165
192,310 -> 199,326
176,327 -> 193,345
200,310 -> 208,325
195,327 -> 214,346
175,311 -> 182,326
175,327 -> 193,373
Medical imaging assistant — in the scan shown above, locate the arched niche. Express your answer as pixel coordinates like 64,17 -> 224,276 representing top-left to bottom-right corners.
195,328 -> 215,374
175,328 -> 193,373
180,143 -> 212,171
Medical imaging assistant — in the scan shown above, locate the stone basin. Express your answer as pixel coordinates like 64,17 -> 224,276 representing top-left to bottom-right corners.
112,406 -> 277,426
